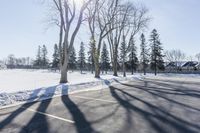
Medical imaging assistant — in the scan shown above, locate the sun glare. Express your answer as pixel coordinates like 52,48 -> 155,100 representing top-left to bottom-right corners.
74,0 -> 84,5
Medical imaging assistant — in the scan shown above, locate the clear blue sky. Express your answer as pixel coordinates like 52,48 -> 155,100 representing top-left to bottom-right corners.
0,0 -> 200,60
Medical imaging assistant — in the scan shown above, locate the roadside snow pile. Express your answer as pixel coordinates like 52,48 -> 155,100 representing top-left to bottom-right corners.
0,69 -> 142,107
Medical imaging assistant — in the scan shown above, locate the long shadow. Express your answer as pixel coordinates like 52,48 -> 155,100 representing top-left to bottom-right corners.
0,88 -> 42,130
147,77 -> 200,86
145,79 -> 200,98
19,87 -> 56,133
120,82 -> 200,112
109,85 -> 200,133
61,87 -> 97,133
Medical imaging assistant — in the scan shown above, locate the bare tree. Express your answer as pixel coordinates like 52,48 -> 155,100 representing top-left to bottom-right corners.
165,50 -> 176,62
195,53 -> 200,70
106,2 -> 150,76
165,49 -> 186,71
51,0 -> 92,83
195,53 -> 200,62
86,0 -> 118,78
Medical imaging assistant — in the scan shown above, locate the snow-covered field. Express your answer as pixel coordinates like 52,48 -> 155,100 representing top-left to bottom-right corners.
0,69 -> 142,107
0,69 -> 141,93
1,69 -> 200,107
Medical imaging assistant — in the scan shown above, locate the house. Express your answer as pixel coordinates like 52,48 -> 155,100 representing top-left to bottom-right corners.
182,61 -> 199,71
165,61 -> 186,71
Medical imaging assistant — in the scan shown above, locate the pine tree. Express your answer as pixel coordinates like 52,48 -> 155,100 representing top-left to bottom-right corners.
128,36 -> 138,74
120,35 -> 128,77
69,45 -> 77,71
140,33 -> 149,75
52,44 -> 60,69
41,45 -> 49,68
88,39 -> 95,73
34,45 -> 42,67
149,29 -> 164,75
101,42 -> 110,74
78,42 -> 86,73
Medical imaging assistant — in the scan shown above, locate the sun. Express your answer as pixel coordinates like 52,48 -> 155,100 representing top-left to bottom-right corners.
73,0 -> 84,4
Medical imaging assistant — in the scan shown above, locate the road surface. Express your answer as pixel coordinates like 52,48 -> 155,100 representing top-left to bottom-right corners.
0,78 -> 200,133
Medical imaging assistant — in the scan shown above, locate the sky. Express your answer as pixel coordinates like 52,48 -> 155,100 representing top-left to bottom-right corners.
0,0 -> 200,60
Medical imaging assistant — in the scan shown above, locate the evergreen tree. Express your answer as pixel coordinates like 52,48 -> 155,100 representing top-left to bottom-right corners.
52,44 -> 60,69
34,45 -> 42,67
88,39 -> 95,73
78,42 -> 86,73
69,45 -> 77,71
140,33 -> 149,75
128,36 -> 138,74
101,42 -> 110,74
41,45 -> 49,68
149,29 -> 165,75
120,35 -> 128,77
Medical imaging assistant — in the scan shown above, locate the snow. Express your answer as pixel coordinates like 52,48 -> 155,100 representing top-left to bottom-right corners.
1,69 -> 199,107
144,73 -> 200,82
0,69 -> 142,107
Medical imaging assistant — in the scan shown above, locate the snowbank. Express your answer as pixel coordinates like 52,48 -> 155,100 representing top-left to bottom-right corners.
1,69 -> 200,108
0,69 -> 142,107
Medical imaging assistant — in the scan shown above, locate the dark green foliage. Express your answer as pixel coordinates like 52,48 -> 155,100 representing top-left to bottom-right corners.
69,45 -> 77,71
52,44 -> 60,69
101,42 -> 110,74
34,45 -> 42,67
120,36 -> 128,63
78,42 -> 86,73
34,45 -> 49,68
120,35 -> 128,77
140,33 -> 149,75
149,29 -> 165,75
128,36 -> 139,74
88,38 -> 95,73
41,45 -> 49,67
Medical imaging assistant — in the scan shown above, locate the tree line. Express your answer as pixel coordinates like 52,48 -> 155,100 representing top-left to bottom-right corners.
49,0 -> 151,83
32,28 -> 165,77
42,0 -> 200,83
2,0 -> 199,83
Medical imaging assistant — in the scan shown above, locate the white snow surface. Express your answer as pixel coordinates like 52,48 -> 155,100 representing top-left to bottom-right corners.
1,69 -> 200,107
0,69 -> 142,107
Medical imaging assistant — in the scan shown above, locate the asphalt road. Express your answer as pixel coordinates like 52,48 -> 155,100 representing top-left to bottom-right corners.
0,78 -> 200,133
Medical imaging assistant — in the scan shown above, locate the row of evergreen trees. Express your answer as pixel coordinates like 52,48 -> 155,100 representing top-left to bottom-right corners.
140,29 -> 165,75
118,29 -> 164,76
34,42 -> 110,73
34,29 -> 164,75
34,45 -> 49,68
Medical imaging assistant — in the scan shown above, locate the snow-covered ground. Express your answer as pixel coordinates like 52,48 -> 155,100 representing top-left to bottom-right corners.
0,69 -> 141,93
0,69 -> 142,107
144,73 -> 200,82
1,69 -> 200,107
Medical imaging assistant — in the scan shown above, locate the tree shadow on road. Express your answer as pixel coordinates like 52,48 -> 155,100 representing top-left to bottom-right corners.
0,86 -> 57,133
109,84 -> 200,133
121,81 -> 200,112
0,88 -> 42,131
19,87 -> 56,133
61,88 -> 98,133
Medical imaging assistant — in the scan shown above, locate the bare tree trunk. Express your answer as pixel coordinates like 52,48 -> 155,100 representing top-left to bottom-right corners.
143,62 -> 146,75
94,57 -> 100,78
94,63 -> 100,78
122,60 -> 126,77
113,56 -> 118,76
60,65 -> 68,83
60,43 -> 69,83
155,61 -> 157,76
131,52 -> 134,75
113,47 -> 118,76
